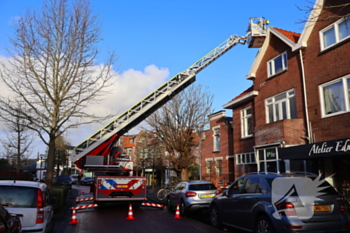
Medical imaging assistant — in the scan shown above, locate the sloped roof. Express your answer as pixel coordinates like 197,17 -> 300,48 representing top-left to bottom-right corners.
223,85 -> 258,109
246,0 -> 324,80
274,28 -> 301,43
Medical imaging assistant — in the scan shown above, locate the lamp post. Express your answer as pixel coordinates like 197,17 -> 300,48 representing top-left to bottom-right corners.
40,156 -> 43,182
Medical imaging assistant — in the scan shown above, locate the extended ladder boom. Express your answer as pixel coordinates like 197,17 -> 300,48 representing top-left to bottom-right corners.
72,17 -> 269,168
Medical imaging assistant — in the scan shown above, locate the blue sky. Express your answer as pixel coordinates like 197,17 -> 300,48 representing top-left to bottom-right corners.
0,0 -> 312,155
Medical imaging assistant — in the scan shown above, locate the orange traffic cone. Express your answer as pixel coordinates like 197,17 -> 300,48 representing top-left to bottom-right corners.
174,204 -> 181,219
126,204 -> 135,220
69,209 -> 78,224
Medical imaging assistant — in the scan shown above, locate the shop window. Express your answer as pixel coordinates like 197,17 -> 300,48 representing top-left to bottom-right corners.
265,89 -> 297,123
320,17 -> 350,50
319,75 -> 350,117
257,147 -> 285,173
267,51 -> 288,77
241,107 -> 253,138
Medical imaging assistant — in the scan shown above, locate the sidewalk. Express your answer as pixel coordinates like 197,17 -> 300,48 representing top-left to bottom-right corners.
146,186 -> 166,205
52,187 -> 79,233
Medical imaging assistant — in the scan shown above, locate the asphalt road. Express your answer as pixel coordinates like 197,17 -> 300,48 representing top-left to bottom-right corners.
53,185 -> 246,233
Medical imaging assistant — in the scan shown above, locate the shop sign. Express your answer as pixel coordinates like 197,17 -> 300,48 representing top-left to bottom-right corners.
279,138 -> 350,159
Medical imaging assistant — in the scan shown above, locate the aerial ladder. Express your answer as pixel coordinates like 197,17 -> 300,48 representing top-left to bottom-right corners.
71,17 -> 269,203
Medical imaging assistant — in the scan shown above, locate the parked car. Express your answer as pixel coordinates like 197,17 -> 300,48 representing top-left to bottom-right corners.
80,177 -> 94,185
0,205 -> 22,233
166,180 -> 218,216
210,172 -> 350,233
0,180 -> 55,233
56,175 -> 72,188
70,174 -> 79,184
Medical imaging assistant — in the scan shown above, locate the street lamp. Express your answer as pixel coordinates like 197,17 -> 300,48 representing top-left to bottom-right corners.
40,156 -> 43,182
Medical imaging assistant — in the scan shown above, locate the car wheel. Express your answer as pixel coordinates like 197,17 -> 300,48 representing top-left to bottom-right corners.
166,197 -> 173,212
255,216 -> 274,233
180,200 -> 186,216
210,205 -> 222,229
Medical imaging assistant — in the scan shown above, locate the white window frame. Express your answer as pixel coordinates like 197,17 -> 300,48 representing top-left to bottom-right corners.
205,158 -> 213,174
267,51 -> 288,77
236,153 -> 256,165
212,126 -> 220,152
241,107 -> 253,138
215,157 -> 223,176
257,147 -> 283,173
320,17 -> 350,51
319,74 -> 350,117
265,89 -> 296,123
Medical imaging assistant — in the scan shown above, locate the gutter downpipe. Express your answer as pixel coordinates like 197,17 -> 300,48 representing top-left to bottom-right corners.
299,49 -> 312,144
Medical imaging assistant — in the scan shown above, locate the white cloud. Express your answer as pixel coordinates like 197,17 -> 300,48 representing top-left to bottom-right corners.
0,55 -> 169,152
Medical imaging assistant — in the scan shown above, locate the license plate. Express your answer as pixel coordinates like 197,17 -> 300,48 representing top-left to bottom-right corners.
117,185 -> 128,188
201,194 -> 214,198
313,205 -> 331,212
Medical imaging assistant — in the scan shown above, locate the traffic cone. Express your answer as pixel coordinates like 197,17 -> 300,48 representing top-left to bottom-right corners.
174,204 -> 181,219
125,204 -> 135,220
69,209 -> 78,224
81,186 -> 85,195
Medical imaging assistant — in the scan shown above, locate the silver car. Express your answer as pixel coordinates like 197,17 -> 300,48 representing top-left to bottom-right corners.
0,180 -> 55,233
166,180 -> 218,216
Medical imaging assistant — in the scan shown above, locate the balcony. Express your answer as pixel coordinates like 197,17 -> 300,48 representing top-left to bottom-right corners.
254,119 -> 306,146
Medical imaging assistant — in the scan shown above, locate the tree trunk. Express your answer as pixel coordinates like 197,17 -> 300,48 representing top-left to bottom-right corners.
46,137 -> 56,189
181,168 -> 189,181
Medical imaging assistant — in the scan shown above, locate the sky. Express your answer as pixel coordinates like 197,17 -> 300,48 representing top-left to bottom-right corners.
0,0 -> 313,156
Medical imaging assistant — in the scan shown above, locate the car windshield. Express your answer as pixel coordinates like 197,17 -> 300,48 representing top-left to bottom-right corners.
0,186 -> 37,208
189,183 -> 217,191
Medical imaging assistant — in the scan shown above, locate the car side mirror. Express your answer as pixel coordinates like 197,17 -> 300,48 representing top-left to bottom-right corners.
222,189 -> 228,196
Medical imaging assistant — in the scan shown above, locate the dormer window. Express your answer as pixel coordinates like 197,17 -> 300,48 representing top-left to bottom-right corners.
320,17 -> 350,51
267,51 -> 288,77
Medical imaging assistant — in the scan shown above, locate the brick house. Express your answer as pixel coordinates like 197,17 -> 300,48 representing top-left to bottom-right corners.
201,110 -> 234,186
278,0 -> 350,192
218,0 -> 350,192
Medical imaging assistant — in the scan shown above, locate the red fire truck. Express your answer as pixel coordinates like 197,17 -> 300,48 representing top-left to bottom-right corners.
71,17 -> 269,205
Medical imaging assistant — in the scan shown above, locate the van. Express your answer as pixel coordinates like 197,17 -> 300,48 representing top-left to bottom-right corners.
0,180 -> 55,233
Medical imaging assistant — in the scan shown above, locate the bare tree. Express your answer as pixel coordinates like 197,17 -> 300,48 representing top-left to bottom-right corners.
0,0 -> 117,188
0,102 -> 34,172
54,134 -> 70,177
146,84 -> 214,181
298,0 -> 350,23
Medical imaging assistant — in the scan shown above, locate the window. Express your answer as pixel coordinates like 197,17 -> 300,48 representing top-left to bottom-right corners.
236,153 -> 256,165
265,89 -> 297,123
130,138 -> 134,144
215,158 -> 222,176
320,75 -> 350,117
243,177 -> 261,193
213,127 -> 220,152
127,148 -> 132,156
257,147 -> 285,173
241,107 -> 253,138
267,52 -> 288,77
228,177 -> 246,195
206,159 -> 213,174
320,17 -> 350,50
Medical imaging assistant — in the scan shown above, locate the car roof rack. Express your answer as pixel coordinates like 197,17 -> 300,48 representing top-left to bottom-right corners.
281,171 -> 318,177
246,172 -> 281,176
